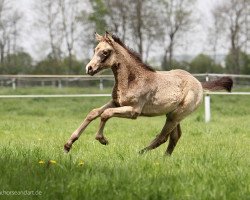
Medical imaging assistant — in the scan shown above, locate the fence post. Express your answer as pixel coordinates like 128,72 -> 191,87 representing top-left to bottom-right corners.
52,80 -> 56,87
99,78 -> 103,90
58,80 -> 62,89
12,78 -> 16,90
204,74 -> 210,122
205,94 -> 211,123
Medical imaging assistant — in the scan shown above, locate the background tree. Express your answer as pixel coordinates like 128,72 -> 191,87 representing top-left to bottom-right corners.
104,0 -> 129,42
212,0 -> 250,74
189,54 -> 223,73
9,11 -> 22,55
159,0 -> 196,70
225,51 -> 250,74
34,57 -> 65,75
58,0 -> 81,73
1,52 -> 33,74
85,0 -> 162,63
88,0 -> 108,35
0,0 -> 9,63
33,55 -> 82,75
208,9 -> 225,62
0,0 -> 23,63
35,0 -> 63,60
0,0 -> 25,74
129,0 -> 161,60
0,0 -> 249,75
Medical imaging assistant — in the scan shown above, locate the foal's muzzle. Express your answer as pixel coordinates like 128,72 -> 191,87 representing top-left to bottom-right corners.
86,65 -> 94,76
86,65 -> 97,76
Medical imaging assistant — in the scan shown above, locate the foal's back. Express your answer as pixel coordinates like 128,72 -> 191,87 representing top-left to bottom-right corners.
141,69 -> 203,117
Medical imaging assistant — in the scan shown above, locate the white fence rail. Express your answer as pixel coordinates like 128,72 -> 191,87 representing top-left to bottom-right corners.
0,94 -> 111,98
0,73 -> 250,90
0,74 -> 249,123
0,74 -> 114,90
203,92 -> 250,123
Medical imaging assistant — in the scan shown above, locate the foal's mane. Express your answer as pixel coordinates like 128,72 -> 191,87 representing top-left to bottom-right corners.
110,35 -> 155,72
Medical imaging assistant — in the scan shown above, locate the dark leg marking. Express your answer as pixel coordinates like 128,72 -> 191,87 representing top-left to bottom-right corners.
165,124 -> 182,155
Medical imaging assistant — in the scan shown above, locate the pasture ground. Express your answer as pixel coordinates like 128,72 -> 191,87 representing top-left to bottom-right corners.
0,87 -> 249,200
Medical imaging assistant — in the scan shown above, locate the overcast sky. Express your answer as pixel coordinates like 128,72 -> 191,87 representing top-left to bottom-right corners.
14,0 -> 226,61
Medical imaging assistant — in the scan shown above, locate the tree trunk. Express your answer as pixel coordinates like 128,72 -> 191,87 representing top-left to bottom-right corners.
136,0 -> 143,57
168,39 -> 174,69
231,29 -> 240,74
162,52 -> 168,71
121,12 -> 126,42
0,43 -> 4,64
68,47 -> 72,73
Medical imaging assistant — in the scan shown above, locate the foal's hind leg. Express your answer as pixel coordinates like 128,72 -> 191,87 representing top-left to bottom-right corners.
139,119 -> 178,154
140,90 -> 202,155
166,124 -> 182,155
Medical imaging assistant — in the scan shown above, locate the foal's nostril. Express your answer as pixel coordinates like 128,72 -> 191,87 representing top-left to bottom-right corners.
88,66 -> 93,74
88,66 -> 93,71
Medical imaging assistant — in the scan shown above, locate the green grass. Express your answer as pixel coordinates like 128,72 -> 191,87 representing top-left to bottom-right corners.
0,86 -> 112,95
0,88 -> 249,200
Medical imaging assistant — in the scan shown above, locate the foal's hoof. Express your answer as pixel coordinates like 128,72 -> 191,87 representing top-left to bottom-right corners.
139,148 -> 148,155
64,144 -> 71,153
95,136 -> 109,145
98,138 -> 109,145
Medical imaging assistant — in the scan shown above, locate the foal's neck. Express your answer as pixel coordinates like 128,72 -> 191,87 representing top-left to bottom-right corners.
111,54 -> 151,81
110,47 -> 154,105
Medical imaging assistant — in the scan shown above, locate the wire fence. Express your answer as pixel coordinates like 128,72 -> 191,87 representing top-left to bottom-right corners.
0,75 -> 114,90
0,73 -> 249,123
0,73 -> 250,90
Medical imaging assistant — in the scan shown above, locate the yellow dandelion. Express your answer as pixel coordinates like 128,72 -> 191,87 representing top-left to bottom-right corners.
48,160 -> 57,164
78,161 -> 84,166
38,138 -> 42,141
38,160 -> 45,164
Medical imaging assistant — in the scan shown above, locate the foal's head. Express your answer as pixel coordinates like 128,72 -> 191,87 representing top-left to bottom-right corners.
86,32 -> 117,76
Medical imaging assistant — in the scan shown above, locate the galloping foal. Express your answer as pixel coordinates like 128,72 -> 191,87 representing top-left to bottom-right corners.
64,32 -> 233,155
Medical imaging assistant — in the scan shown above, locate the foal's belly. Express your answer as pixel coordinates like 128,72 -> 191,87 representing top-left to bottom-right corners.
140,73 -> 185,116
141,95 -> 182,117
141,105 -> 177,116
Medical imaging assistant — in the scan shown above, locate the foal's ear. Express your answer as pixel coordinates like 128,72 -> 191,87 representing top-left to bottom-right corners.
105,31 -> 114,42
95,32 -> 103,42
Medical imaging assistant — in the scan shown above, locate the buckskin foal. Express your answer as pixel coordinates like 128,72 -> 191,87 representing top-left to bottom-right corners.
64,32 -> 233,155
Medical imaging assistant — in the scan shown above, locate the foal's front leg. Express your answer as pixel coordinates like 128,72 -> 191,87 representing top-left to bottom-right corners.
64,101 -> 115,152
95,106 -> 141,145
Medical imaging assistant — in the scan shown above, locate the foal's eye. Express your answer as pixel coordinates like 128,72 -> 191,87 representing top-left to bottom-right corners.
103,50 -> 109,56
99,50 -> 111,63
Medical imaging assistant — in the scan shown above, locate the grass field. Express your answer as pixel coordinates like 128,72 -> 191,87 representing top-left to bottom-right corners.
0,87 -> 249,200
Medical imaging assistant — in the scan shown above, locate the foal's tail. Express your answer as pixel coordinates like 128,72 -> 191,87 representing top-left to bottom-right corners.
201,77 -> 233,92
